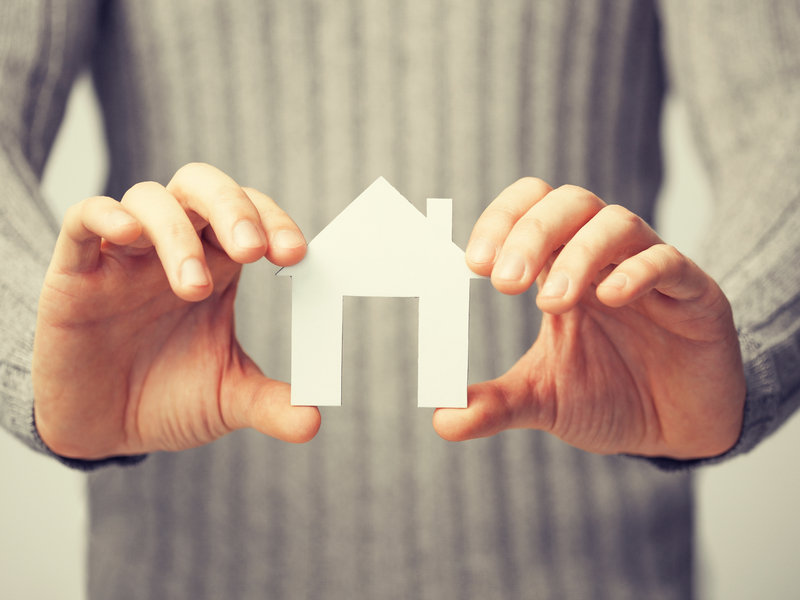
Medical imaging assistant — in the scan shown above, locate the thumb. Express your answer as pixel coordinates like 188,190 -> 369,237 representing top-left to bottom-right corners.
432,370 -> 538,442
225,354 -> 321,444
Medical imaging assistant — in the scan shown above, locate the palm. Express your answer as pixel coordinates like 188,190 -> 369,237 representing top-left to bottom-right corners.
438,281 -> 745,460
526,300 -> 649,455
126,276 -> 243,453
523,287 -> 711,456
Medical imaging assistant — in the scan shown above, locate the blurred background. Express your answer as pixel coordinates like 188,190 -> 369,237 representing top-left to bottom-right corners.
1,74 -> 798,599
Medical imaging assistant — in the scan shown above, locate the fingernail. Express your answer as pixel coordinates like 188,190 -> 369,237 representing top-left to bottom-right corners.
107,210 -> 136,229
273,229 -> 306,250
493,253 -> 526,282
600,272 -> 628,290
540,272 -> 569,298
466,238 -> 497,265
232,220 -> 264,249
180,257 -> 209,287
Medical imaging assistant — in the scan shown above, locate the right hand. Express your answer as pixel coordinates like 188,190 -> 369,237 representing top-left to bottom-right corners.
32,163 -> 321,461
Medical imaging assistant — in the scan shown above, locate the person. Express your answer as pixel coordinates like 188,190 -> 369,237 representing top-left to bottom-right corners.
2,1 -> 799,598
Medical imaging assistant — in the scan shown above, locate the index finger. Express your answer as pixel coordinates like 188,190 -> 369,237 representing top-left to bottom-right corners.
465,177 -> 552,276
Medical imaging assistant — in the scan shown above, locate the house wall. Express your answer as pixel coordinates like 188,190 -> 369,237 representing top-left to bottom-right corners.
417,280 -> 471,408
290,284 -> 344,406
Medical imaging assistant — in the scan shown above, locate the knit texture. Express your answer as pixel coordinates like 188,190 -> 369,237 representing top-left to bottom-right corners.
2,1 -> 799,598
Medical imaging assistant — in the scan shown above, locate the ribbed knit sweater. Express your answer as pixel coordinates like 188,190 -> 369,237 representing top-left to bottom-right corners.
2,1 -> 800,599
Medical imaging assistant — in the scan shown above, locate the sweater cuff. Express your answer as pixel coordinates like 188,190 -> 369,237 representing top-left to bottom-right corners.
29,404 -> 147,471
2,361 -> 147,471
30,407 -> 148,471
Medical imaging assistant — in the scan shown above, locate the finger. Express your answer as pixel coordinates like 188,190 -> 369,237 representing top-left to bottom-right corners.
433,380 -> 533,442
433,382 -> 515,441
167,163 -> 306,266
489,184 -> 606,295
121,181 -> 213,301
223,354 -> 321,443
166,163 -> 267,264
242,187 -> 307,266
433,373 -> 542,441
596,244 -> 717,308
536,204 -> 661,314
54,196 -> 142,273
465,177 -> 553,277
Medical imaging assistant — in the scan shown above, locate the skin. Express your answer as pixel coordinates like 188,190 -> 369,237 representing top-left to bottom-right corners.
433,177 -> 746,460
33,163 -> 321,460
34,168 -> 745,461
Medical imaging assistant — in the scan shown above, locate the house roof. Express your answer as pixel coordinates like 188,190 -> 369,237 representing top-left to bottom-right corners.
278,177 -> 480,295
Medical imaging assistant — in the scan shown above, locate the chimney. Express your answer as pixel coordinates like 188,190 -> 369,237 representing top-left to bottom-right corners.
426,198 -> 452,241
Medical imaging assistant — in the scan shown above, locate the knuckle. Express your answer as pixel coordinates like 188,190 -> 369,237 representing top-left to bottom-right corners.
167,163 -> 214,201
663,245 -> 689,281
565,238 -> 596,263
557,185 -> 605,212
602,203 -> 634,221
484,178 -> 553,228
160,220 -> 198,243
207,187 -> 256,227
78,197 -> 105,227
660,243 -> 683,261
515,176 -> 552,196
656,244 -> 684,269
519,213 -> 555,240
241,186 -> 267,202
174,162 -> 209,180
65,198 -> 117,243
212,187 -> 249,210
602,204 -> 645,235
555,184 -> 582,197
484,202 -> 523,227
122,181 -> 162,204
641,244 -> 683,281
80,195 -> 103,213
242,187 -> 280,216
64,201 -> 84,225
63,203 -> 89,239
639,250 -> 661,272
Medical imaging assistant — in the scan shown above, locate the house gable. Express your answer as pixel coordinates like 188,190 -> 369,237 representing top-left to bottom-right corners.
278,177 -> 479,296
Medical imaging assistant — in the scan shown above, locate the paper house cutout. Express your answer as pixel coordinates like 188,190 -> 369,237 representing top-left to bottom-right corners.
278,177 -> 483,408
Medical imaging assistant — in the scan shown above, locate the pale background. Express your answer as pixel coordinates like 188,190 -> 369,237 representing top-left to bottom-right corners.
1,74 -> 798,599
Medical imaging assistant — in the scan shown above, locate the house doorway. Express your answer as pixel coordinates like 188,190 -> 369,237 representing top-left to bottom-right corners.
341,296 -> 420,409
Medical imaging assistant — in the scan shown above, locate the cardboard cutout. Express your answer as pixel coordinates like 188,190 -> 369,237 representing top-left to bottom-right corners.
278,177 -> 483,408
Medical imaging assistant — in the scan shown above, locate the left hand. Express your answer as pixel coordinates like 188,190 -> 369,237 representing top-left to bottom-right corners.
433,178 -> 746,460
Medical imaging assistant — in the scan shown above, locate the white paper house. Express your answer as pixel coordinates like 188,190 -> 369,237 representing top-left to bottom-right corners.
278,177 -> 483,408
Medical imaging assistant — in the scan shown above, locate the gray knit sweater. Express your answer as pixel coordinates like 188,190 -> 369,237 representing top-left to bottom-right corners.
2,1 -> 800,599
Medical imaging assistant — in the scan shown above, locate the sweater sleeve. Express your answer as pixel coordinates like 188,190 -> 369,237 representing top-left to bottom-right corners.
651,0 -> 800,469
0,1 -> 145,470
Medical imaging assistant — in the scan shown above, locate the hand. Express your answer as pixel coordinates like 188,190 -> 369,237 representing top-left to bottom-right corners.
33,163 -> 321,460
433,178 -> 746,460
